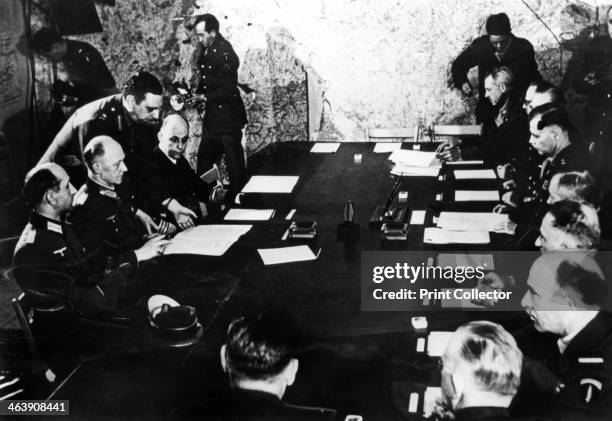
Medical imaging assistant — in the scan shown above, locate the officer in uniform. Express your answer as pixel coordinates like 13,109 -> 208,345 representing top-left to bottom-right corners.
32,27 -> 117,106
451,13 -> 541,124
12,163 -> 139,330
520,252 -> 612,420
71,136 -> 170,260
38,71 -> 198,229
190,13 -> 248,195
150,114 -> 228,222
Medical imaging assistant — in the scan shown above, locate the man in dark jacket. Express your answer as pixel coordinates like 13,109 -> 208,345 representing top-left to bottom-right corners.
150,114 -> 227,223
451,13 -> 541,124
190,13 -> 248,195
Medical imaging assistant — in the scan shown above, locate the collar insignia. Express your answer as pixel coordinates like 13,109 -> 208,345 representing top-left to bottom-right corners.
47,221 -> 63,234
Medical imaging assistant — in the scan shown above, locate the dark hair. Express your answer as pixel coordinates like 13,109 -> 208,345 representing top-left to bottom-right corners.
83,139 -> 107,171
529,105 -> 574,135
486,13 -> 511,35
23,168 -> 60,209
122,71 -> 163,103
225,311 -> 300,381
548,200 -> 600,249
556,260 -> 608,306
531,80 -> 555,94
31,27 -> 64,53
193,13 -> 220,33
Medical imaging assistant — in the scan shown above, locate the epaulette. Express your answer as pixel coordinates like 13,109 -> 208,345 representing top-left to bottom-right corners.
21,227 -> 36,245
73,184 -> 89,206
99,188 -> 118,199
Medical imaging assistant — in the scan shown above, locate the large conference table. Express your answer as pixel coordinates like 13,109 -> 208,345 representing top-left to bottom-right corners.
41,141 -> 538,420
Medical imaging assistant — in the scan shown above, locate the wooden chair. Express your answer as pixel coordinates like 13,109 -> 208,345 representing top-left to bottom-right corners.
366,127 -> 419,143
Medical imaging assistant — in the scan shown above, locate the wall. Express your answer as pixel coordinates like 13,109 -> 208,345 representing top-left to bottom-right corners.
35,0 -> 612,160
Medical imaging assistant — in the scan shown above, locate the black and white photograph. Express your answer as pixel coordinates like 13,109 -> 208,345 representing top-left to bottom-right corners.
1,0 -> 612,419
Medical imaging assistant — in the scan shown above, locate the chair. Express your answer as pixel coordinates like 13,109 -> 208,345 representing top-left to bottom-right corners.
367,127 -> 419,143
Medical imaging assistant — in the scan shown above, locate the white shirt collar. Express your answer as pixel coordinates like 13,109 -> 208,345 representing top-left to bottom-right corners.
161,148 -> 177,164
557,311 -> 599,354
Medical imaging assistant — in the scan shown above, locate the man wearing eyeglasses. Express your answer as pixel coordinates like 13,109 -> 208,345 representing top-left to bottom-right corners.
150,114 -> 228,224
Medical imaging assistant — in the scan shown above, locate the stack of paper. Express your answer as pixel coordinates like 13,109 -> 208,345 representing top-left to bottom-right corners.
389,150 -> 438,167
454,169 -> 497,180
164,225 -> 252,256
242,176 -> 299,194
373,143 -> 402,153
257,245 -> 318,265
224,209 -> 275,221
423,387 -> 442,417
437,212 -> 509,232
389,149 -> 441,177
424,227 -> 490,244
427,331 -> 454,356
310,143 -> 340,153
455,190 -> 500,201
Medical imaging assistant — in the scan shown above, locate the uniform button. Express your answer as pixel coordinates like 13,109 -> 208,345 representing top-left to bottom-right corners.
218,105 -> 222,109
202,75 -> 206,79
201,65 -> 205,68
213,48 -> 216,52
608,93 -> 611,98
208,65 -> 212,69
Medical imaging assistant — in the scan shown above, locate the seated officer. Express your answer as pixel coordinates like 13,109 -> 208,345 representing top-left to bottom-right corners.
37,71 -> 196,229
150,114 -> 227,225
536,200 -> 600,251
434,321 -> 527,421
72,136 -> 170,261
521,252 -> 612,420
497,106 -> 591,224
12,163 -> 164,329
199,312 -> 336,420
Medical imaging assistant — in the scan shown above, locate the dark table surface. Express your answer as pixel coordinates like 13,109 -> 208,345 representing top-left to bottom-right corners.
42,142 -> 539,421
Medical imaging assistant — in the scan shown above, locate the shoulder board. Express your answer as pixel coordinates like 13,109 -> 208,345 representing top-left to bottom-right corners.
21,227 -> 37,245
73,185 -> 89,206
99,189 -> 118,199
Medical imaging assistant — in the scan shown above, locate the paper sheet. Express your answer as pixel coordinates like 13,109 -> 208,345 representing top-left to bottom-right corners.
164,225 -> 252,256
389,150 -> 437,167
424,228 -> 490,244
454,169 -> 497,180
391,165 -> 440,177
423,387 -> 442,417
427,331 -> 453,356
224,209 -> 275,221
242,176 -> 299,194
436,212 -> 508,232
373,143 -> 403,153
310,143 -> 340,153
437,253 -> 495,270
455,190 -> 500,202
410,210 -> 426,225
257,245 -> 318,265
440,289 -> 487,309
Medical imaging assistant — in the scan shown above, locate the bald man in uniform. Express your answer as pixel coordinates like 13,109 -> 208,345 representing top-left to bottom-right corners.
150,114 -> 227,223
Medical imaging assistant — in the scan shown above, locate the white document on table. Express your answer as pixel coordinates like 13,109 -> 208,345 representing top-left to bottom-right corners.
427,331 -> 453,357
310,143 -> 340,153
391,165 -> 440,177
440,289 -> 486,309
373,143 -> 403,153
242,176 -> 299,194
224,208 -> 275,221
410,210 -> 426,225
389,149 -> 437,167
423,387 -> 442,417
437,212 -> 508,232
424,228 -> 490,244
454,169 -> 497,180
455,190 -> 500,201
257,245 -> 318,265
437,253 -> 495,270
163,224 -> 252,256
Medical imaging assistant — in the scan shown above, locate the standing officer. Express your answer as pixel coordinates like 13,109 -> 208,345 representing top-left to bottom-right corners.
451,13 -> 541,124
190,14 -> 248,195
38,71 -> 197,229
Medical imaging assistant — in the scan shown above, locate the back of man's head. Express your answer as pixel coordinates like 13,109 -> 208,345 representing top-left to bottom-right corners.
544,200 -> 600,250
531,84 -> 565,109
489,66 -> 514,89
549,171 -> 601,208
32,27 -> 63,53
529,105 -> 574,138
122,71 -> 163,103
222,311 -> 300,383
442,321 -> 522,407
